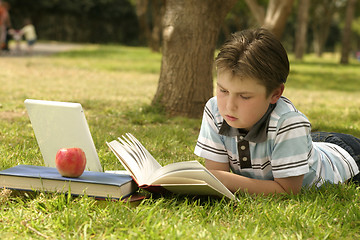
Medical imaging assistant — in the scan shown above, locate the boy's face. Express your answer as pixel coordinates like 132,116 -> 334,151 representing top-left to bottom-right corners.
216,70 -> 282,130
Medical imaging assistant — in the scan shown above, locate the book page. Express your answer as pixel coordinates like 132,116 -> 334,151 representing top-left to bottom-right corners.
124,133 -> 162,178
107,140 -> 144,183
149,161 -> 205,182
107,134 -> 162,185
151,177 -> 206,185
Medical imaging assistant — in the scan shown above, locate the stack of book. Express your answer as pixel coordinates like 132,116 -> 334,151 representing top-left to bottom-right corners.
0,165 -> 138,200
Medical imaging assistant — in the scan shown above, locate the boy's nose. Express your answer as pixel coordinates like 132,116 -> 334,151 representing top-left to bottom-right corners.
226,96 -> 237,111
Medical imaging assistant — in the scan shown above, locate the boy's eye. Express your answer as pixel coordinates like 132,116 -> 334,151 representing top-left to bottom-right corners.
219,88 -> 228,93
240,95 -> 251,100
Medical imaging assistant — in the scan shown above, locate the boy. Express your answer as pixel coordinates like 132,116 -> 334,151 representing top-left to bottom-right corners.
194,28 -> 360,195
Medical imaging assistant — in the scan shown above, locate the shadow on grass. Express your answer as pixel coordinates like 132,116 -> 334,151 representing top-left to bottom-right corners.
122,103 -> 167,125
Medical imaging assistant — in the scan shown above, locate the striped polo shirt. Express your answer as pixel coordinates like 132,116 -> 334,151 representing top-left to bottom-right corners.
194,96 -> 359,187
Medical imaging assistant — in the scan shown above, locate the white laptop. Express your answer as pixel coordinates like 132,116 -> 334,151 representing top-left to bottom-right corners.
25,99 -> 104,172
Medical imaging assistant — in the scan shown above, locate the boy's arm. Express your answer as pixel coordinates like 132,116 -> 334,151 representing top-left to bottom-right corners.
205,159 -> 304,195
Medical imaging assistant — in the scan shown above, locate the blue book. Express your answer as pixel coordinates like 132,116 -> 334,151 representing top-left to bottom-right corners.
0,165 -> 138,199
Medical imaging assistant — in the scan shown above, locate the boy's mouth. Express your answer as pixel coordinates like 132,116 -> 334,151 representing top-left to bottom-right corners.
225,115 -> 238,122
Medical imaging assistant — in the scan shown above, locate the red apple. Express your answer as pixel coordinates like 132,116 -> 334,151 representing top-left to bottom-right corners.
55,148 -> 86,178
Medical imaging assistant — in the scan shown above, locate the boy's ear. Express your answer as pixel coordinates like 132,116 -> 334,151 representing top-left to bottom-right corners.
270,84 -> 284,104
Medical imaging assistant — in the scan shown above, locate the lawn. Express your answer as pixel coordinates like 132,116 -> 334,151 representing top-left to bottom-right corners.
0,44 -> 359,239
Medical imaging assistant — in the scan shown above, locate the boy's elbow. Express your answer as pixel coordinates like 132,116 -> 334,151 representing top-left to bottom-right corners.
274,175 -> 304,195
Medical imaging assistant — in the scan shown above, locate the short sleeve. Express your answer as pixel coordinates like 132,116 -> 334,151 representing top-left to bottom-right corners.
270,112 -> 312,178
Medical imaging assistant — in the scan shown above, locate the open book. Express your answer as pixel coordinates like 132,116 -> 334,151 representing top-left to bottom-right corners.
106,133 -> 236,200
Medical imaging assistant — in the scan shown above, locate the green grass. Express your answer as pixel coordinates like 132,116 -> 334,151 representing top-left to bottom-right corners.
1,44 -> 360,239
55,44 -> 162,74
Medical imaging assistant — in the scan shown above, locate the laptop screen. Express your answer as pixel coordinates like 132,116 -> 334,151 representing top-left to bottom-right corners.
24,99 -> 103,172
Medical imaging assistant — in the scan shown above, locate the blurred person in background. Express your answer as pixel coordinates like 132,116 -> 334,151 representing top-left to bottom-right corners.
0,1 -> 11,52
19,18 -> 37,54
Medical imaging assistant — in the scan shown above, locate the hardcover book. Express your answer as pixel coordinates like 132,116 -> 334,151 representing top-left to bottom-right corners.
0,165 -> 138,199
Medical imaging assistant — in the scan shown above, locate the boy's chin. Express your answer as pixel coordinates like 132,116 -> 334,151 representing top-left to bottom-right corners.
225,121 -> 251,130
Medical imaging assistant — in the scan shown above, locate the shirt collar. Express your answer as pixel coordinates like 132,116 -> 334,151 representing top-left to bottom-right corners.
218,103 -> 276,143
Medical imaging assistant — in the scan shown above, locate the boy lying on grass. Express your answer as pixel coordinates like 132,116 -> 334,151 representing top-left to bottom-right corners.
195,28 -> 360,195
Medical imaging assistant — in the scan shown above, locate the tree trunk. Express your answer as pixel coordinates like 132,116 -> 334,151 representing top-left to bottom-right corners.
263,0 -> 295,38
135,0 -> 165,52
152,0 -> 237,118
245,0 -> 294,39
135,0 -> 151,45
149,0 -> 164,52
311,0 -> 336,57
244,0 -> 265,24
340,0 -> 357,64
294,0 -> 310,60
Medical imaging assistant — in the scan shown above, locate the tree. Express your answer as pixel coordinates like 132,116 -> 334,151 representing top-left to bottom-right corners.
310,0 -> 338,57
245,0 -> 295,38
353,16 -> 360,51
294,0 -> 310,59
340,0 -> 357,64
135,0 -> 151,45
149,0 -> 164,52
219,1 -> 255,42
135,0 -> 164,51
152,0 -> 237,118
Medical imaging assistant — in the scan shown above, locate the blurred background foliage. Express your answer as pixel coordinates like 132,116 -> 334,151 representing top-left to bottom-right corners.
6,0 -> 139,44
3,0 -> 360,53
